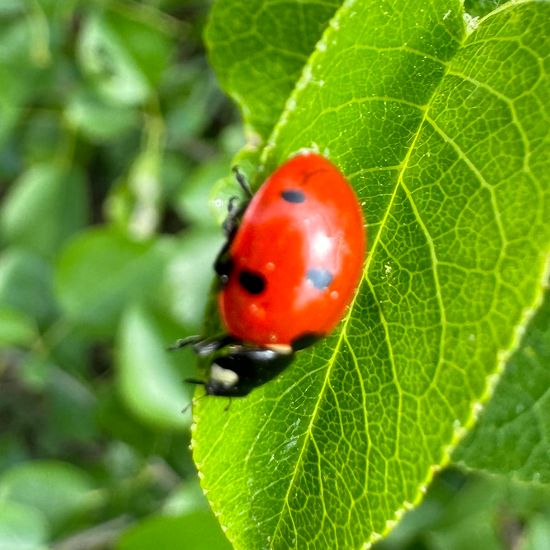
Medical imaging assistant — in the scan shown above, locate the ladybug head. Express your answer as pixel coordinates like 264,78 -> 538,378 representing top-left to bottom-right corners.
190,347 -> 294,397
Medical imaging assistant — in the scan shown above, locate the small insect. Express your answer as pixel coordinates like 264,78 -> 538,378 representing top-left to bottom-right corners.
175,152 -> 366,397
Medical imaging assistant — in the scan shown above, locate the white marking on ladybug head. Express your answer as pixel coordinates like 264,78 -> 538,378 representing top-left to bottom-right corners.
210,364 -> 239,389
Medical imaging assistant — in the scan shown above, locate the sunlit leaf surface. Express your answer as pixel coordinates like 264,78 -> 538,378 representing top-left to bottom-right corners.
196,1 -> 549,548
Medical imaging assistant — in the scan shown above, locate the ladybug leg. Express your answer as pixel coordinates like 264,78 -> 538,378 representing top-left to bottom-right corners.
193,334 -> 239,356
232,166 -> 253,198
222,196 -> 242,237
169,335 -> 202,351
214,241 -> 233,285
215,197 -> 247,284
169,334 -> 238,356
181,391 -> 204,414
215,169 -> 252,279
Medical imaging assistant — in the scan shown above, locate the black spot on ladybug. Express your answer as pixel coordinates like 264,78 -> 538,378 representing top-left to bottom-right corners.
291,332 -> 323,351
281,190 -> 306,203
307,268 -> 333,290
239,270 -> 266,295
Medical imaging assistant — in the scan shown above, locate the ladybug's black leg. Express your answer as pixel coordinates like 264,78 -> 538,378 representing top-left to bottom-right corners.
222,196 -> 242,237
216,195 -> 246,283
232,166 -> 253,198
214,241 -> 234,285
193,334 -> 238,356
216,169 -> 252,280
169,334 -> 238,356
181,386 -> 210,414
169,335 -> 203,351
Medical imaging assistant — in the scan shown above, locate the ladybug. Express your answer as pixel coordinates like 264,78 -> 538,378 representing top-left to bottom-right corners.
175,152 -> 366,397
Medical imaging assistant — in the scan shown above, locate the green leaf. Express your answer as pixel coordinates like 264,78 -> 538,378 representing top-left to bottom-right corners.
0,1 -> 24,17
78,12 -> 149,105
95,387 -> 172,456
0,501 -> 49,550
0,13 -> 32,66
205,0 -> 341,139
0,248 -> 56,324
45,367 -> 98,444
0,59 -> 29,147
0,460 -> 99,533
55,228 -> 167,335
0,307 -> 36,347
18,355 -> 51,392
116,510 -> 232,550
20,113 -> 65,166
159,230 -> 224,329
116,304 -> 190,430
78,9 -> 173,106
0,164 -> 88,259
161,478 -> 210,516
165,66 -> 223,145
194,1 -> 550,548
380,470 -> 550,550
0,8 -> 52,122
524,514 -> 550,550
453,288 -> 550,483
65,88 -> 139,142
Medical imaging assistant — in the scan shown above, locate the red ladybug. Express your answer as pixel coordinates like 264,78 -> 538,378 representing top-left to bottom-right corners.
176,152 -> 366,396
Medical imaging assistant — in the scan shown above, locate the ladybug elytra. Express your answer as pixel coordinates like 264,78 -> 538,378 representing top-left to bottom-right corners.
176,152 -> 366,397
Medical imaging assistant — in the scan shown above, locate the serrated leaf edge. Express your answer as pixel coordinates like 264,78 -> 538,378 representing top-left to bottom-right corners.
450,254 -> 550,487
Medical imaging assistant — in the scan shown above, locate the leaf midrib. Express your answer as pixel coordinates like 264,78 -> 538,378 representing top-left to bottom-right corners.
269,17 -> 463,550
270,0 -> 544,540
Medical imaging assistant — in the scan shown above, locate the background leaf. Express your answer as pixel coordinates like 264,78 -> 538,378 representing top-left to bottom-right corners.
78,8 -> 173,106
378,469 -> 550,550
116,510 -> 232,550
0,249 -> 56,325
193,1 -> 550,548
0,164 -> 87,259
54,228 -> 168,335
0,501 -> 49,550
1,1 -> 548,548
205,0 -> 341,139
0,460 -> 99,534
0,2 -> 239,549
116,304 -> 191,430
158,229 -> 224,329
0,307 -> 36,347
65,88 -> 139,143
453,287 -> 550,483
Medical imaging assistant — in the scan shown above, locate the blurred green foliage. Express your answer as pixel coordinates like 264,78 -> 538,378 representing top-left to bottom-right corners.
0,1 -> 548,550
0,1 -> 238,548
